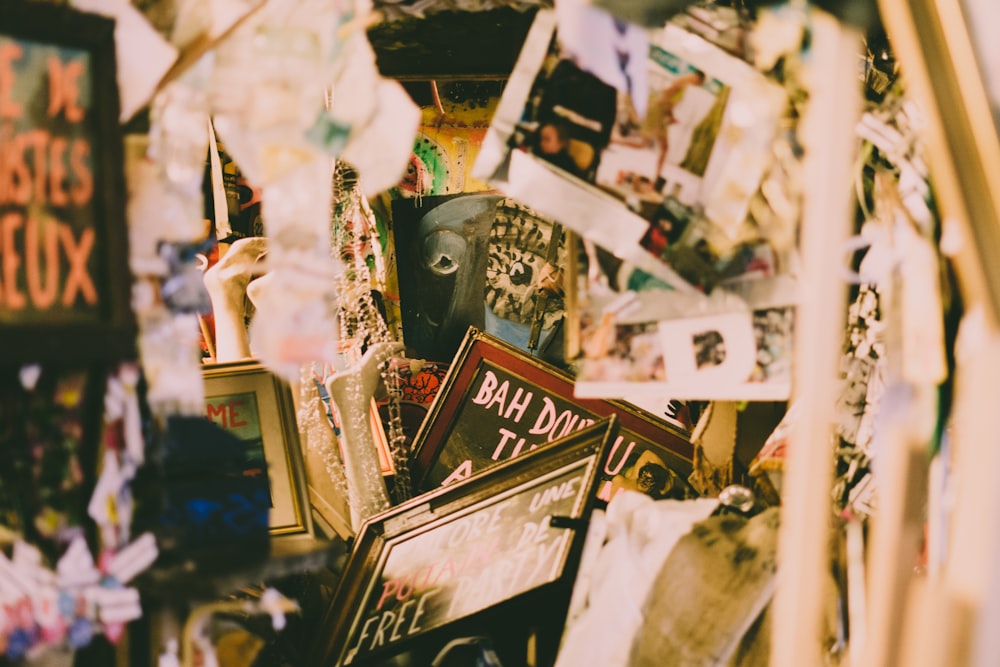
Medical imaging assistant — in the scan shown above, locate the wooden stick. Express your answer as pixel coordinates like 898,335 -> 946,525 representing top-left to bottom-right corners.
197,314 -> 216,364
769,9 -> 861,667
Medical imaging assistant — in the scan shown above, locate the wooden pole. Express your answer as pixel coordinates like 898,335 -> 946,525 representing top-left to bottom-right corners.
769,10 -> 861,667
876,0 -> 1000,663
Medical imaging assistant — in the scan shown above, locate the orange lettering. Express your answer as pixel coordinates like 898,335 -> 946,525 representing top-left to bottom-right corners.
0,122 -> 9,204
1,212 -> 25,309
24,129 -> 48,205
25,215 -> 59,309
47,57 -> 84,123
58,225 -> 95,307
0,42 -> 22,119
48,137 -> 68,207
69,140 -> 92,206
4,134 -> 31,205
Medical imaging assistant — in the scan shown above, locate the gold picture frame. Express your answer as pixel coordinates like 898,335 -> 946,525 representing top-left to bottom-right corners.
202,361 -> 313,537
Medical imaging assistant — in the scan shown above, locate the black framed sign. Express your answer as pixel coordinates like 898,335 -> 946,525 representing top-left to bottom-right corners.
312,417 -> 618,666
0,1 -> 135,361
413,328 -> 695,504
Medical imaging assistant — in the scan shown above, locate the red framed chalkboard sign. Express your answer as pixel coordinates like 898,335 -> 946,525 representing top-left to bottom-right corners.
0,1 -> 135,361
312,417 -> 618,666
413,328 -> 695,505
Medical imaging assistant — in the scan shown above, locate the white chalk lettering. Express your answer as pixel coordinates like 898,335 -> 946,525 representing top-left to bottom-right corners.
603,435 -> 637,476
441,459 -> 473,486
528,397 -> 593,442
347,587 -> 442,662
472,371 -> 499,405
504,386 -> 533,423
527,476 -> 582,513
409,587 -> 437,635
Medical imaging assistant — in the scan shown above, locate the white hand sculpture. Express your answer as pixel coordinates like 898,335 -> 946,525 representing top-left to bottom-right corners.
202,237 -> 269,362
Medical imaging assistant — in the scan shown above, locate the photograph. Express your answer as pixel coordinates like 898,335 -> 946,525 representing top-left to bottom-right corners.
598,45 -> 730,212
203,361 -> 313,536
750,306 -> 794,382
602,442 -> 693,503
693,329 -> 728,369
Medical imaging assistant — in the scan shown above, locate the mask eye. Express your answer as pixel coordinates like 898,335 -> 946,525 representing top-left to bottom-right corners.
420,230 -> 466,276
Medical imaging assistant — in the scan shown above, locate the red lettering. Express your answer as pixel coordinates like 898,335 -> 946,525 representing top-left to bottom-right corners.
228,400 -> 248,428
69,140 -> 92,206
430,558 -> 457,588
59,225 -> 95,306
456,537 -> 498,576
25,215 -> 59,308
1,212 -> 25,309
0,42 -> 22,119
47,57 -> 84,122
376,580 -> 399,611
206,402 -> 228,426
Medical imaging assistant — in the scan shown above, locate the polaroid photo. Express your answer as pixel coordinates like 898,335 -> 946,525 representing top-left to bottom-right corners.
475,9 -> 786,294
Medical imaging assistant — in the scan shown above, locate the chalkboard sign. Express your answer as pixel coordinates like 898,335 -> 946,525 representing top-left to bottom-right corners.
0,1 -> 135,361
413,328 -> 695,504
313,417 -> 617,666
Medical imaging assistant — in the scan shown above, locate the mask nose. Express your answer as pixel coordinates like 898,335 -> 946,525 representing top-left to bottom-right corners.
421,229 -> 467,276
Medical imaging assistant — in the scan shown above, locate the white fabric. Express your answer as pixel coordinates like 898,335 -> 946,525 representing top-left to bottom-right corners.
554,493 -> 718,667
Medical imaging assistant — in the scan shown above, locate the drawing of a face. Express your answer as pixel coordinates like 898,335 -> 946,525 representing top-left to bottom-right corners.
485,199 -> 564,329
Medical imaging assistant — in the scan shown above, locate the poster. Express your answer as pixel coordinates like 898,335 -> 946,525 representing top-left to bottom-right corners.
0,5 -> 135,362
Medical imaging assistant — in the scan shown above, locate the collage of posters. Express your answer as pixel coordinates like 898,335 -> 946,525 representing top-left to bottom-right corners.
474,7 -> 796,401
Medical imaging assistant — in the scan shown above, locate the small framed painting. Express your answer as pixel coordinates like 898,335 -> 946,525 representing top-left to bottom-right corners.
203,361 -> 312,537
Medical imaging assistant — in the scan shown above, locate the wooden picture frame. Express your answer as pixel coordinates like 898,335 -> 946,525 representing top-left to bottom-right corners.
312,417 -> 618,667
413,327 -> 694,504
202,361 -> 312,537
0,0 -> 136,362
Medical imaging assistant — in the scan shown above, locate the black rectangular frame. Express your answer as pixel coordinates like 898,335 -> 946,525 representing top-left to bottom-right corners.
312,417 -> 618,666
0,0 -> 135,361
